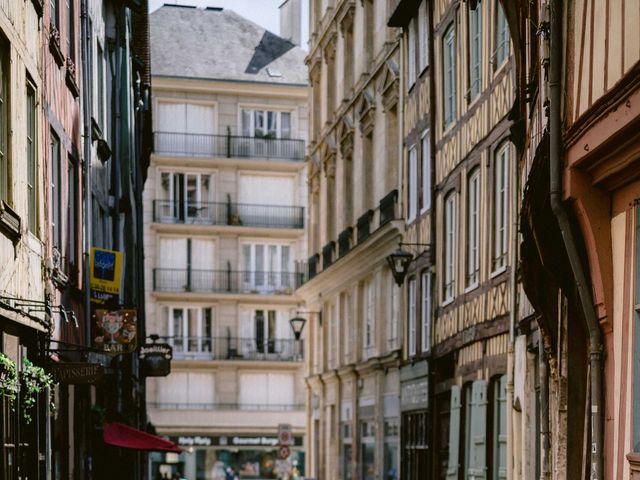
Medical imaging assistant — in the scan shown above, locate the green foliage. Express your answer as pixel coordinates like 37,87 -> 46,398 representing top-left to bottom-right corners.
20,359 -> 54,424
0,353 -> 19,404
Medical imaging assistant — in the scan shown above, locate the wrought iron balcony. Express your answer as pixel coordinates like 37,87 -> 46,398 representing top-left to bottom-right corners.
158,335 -> 303,362
152,268 -> 304,294
154,131 -> 305,161
152,200 -> 304,229
148,402 -> 305,411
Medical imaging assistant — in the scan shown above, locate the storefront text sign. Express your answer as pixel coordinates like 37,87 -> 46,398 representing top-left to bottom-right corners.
47,362 -> 104,384
171,435 -> 303,447
89,247 -> 123,295
92,309 -> 137,354
400,378 -> 429,411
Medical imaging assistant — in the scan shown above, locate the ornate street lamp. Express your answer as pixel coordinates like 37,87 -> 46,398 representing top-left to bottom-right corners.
386,243 -> 432,286
289,316 -> 307,341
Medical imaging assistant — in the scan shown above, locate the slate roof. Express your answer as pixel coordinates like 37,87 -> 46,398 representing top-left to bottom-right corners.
150,4 -> 308,85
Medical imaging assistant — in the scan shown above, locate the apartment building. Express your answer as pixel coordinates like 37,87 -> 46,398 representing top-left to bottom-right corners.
145,6 -> 309,479
297,1 -> 404,478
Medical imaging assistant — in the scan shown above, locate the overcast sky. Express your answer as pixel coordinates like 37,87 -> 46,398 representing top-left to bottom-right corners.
148,0 -> 283,35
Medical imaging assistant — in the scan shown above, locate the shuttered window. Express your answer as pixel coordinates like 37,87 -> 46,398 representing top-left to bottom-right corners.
408,17 -> 417,87
494,1 -> 509,68
26,83 -> 37,233
493,143 -> 510,271
408,146 -> 418,221
492,376 -> 507,480
443,24 -> 457,128
0,40 -> 7,201
421,271 -> 431,352
468,1 -> 482,100
157,372 -> 215,407
418,1 -> 429,71
408,277 -> 417,357
446,386 -> 461,480
421,131 -> 431,212
444,192 -> 458,302
467,168 -> 481,287
467,380 -> 488,479
238,174 -> 295,206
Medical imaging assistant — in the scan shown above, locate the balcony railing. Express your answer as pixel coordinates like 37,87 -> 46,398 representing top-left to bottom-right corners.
159,335 -> 303,361
148,402 -> 305,411
153,268 -> 304,294
154,131 -> 305,161
153,200 -> 304,229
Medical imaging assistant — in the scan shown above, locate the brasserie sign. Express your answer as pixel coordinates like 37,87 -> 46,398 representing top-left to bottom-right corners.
47,363 -> 104,385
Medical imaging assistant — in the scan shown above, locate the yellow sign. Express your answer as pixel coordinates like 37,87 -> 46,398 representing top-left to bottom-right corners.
90,247 -> 123,294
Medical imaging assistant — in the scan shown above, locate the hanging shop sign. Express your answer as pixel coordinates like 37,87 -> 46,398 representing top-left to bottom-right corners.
139,343 -> 173,377
92,309 -> 137,354
47,362 -> 104,385
90,247 -> 123,295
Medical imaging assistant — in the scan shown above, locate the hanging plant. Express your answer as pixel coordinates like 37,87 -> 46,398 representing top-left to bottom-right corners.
0,353 -> 19,404
21,359 -> 54,424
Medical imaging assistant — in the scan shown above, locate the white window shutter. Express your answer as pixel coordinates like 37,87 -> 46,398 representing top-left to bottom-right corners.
469,380 -> 488,479
446,385 -> 461,480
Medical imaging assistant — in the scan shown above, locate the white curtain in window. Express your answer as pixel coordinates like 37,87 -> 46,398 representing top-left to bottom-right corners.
191,238 -> 216,270
186,104 -> 215,135
156,102 -> 187,132
238,174 -> 295,206
188,372 -> 215,404
157,373 -> 188,404
158,238 -> 187,269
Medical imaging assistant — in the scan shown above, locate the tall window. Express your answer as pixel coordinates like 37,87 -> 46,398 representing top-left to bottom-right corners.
388,275 -> 400,350
468,2 -> 482,100
408,277 -> 417,357
444,192 -> 457,302
241,109 -> 292,139
26,84 -> 37,233
254,310 -> 277,354
467,169 -> 480,287
343,19 -> 354,96
158,171 -> 214,223
492,375 -> 507,480
363,279 -> 375,357
494,1 -> 509,67
96,42 -> 105,128
418,1 -> 429,71
67,157 -> 77,272
341,404 -> 353,479
408,18 -> 417,87
50,0 -> 60,30
421,271 -> 431,352
242,243 -> 293,292
66,0 -> 75,61
0,41 -> 8,201
493,143 -> 509,271
343,291 -> 354,363
167,306 -> 213,357
443,24 -> 456,128
408,146 -> 418,221
50,132 -> 62,250
361,419 -> 375,480
421,131 -> 431,212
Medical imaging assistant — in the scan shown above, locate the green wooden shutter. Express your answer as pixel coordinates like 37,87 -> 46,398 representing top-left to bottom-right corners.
446,385 -> 462,480
469,379 -> 488,479
496,375 -> 507,480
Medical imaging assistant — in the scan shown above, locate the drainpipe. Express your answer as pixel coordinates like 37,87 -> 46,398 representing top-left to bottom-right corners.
540,338 -> 550,479
507,96 -> 520,480
549,1 -> 603,479
80,0 -> 92,347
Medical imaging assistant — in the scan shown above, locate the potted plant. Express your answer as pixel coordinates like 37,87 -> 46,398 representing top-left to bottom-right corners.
0,353 -> 19,404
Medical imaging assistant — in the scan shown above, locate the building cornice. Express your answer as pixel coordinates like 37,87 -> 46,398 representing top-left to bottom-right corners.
152,76 -> 309,99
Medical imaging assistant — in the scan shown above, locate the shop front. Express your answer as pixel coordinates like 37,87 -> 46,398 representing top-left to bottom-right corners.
150,434 -> 305,480
399,361 -> 429,480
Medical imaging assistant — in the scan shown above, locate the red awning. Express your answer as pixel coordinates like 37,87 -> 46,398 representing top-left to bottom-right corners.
103,422 -> 182,453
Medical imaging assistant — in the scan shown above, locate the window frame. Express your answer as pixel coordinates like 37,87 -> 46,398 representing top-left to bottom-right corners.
240,108 -> 293,139
421,270 -> 431,353
50,130 -> 62,250
26,82 -> 37,233
363,278 -> 376,357
408,145 -> 418,221
494,1 -> 509,69
492,143 -> 510,273
408,276 -> 417,357
443,191 -> 458,304
420,130 -> 431,213
166,305 -> 214,358
418,0 -> 429,72
443,23 -> 457,129
0,39 -> 8,202
407,17 -> 417,88
466,168 -> 481,289
467,1 -> 482,101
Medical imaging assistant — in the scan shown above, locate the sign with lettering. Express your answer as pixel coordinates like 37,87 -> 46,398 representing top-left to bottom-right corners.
47,362 -> 104,384
170,435 -> 304,448
139,343 -> 172,377
92,309 -> 137,354
90,247 -> 123,295
400,378 -> 429,411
